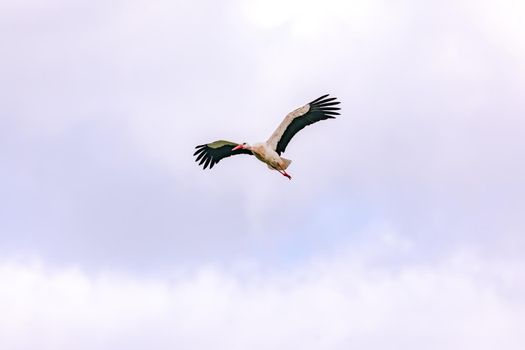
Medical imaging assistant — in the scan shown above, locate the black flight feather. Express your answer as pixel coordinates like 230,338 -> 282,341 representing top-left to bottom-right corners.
193,140 -> 253,170
275,94 -> 341,155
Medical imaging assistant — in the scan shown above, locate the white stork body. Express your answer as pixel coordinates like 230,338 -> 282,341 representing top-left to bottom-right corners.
243,142 -> 292,178
194,94 -> 340,180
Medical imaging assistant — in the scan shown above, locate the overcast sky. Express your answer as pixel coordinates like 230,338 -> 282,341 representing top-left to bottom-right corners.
1,0 -> 524,349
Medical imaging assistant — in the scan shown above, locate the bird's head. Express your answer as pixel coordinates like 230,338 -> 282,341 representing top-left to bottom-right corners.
232,142 -> 250,151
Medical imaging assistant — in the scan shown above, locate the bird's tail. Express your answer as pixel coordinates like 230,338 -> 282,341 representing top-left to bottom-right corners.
280,157 -> 292,170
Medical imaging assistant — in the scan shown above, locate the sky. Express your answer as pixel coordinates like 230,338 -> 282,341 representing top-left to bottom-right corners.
1,0 -> 524,349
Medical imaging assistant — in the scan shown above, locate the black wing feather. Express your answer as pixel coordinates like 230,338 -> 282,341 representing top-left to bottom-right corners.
193,141 -> 253,170
275,95 -> 341,155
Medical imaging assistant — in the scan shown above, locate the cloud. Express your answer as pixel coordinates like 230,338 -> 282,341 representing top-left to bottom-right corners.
1,251 -> 524,350
1,0 -> 524,270
240,0 -> 396,38
463,0 -> 525,65
1,2 -> 524,348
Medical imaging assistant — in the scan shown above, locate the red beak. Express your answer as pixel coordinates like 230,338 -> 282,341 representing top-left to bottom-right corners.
232,145 -> 243,151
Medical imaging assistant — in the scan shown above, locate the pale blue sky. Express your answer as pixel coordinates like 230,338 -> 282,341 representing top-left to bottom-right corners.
1,0 -> 524,349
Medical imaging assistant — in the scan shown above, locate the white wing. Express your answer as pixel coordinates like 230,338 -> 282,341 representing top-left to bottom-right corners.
266,104 -> 310,151
266,95 -> 340,155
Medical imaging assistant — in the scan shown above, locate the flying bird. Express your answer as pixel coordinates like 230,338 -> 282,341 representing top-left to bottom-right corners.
193,94 -> 341,180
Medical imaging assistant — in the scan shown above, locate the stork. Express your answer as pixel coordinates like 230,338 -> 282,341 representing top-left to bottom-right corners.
193,94 -> 341,180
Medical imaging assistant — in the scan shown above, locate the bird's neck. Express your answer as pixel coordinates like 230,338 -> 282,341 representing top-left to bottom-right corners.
249,143 -> 268,155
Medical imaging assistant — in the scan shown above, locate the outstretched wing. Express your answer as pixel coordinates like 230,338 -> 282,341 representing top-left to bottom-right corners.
267,94 -> 341,155
193,140 -> 253,169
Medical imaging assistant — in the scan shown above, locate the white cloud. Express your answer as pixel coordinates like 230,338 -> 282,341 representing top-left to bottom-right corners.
1,0 -> 524,294
240,0 -> 395,37
464,0 -> 525,64
1,253 -> 523,350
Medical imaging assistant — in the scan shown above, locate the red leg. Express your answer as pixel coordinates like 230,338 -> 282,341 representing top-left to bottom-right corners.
275,167 -> 292,180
